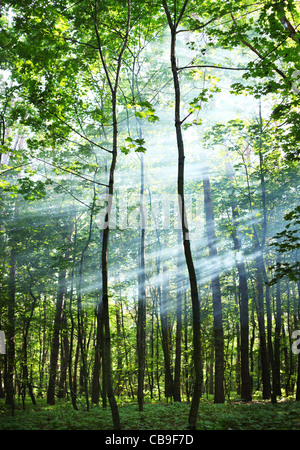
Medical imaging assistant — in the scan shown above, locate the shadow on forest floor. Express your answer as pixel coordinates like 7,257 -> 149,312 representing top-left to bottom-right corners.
0,397 -> 300,430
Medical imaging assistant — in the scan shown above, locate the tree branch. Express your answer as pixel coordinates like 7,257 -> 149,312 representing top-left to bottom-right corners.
48,109 -> 113,154
0,164 -> 29,175
93,0 -> 114,94
230,12 -> 287,79
175,0 -> 189,29
33,156 -> 109,187
278,2 -> 300,45
177,64 -> 248,72
162,0 -> 175,30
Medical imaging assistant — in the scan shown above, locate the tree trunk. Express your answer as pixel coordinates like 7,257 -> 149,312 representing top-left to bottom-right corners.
47,262 -> 68,405
237,254 -> 252,402
137,153 -> 147,411
57,309 -> 69,400
255,250 -> 271,399
174,229 -> 182,402
296,281 -> 300,401
94,0 -> 131,429
0,306 -> 5,398
162,0 -> 203,428
273,255 -> 282,399
21,284 -> 38,407
159,236 -> 175,400
21,330 -> 37,408
257,103 -> 274,399
264,266 -> 275,401
72,340 -> 80,398
120,289 -> 135,399
242,127 -> 271,400
5,246 -> 16,414
92,298 -> 103,405
203,173 -> 225,404
100,90 -> 121,428
68,220 -> 78,410
76,191 -> 96,410
226,161 -> 252,401
148,289 -> 155,400
115,296 -> 122,396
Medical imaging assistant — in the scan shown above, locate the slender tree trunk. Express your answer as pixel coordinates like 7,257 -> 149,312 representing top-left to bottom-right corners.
237,257 -> 252,401
183,288 -> 191,401
202,173 -> 225,404
101,150 -> 120,426
92,298 -> 103,405
119,287 -> 135,399
154,214 -> 175,400
0,309 -> 5,398
73,341 -> 80,398
250,296 -> 256,392
67,215 -> 78,410
155,294 -> 161,402
264,266 -> 275,401
159,236 -> 175,400
281,319 -> 289,396
57,309 -> 69,399
21,330 -> 36,408
149,290 -> 155,400
5,246 -> 16,414
132,66 -> 148,410
162,0 -> 203,428
255,250 -> 271,399
92,206 -> 105,404
226,162 -> 252,401
242,127 -> 271,400
257,102 -> 274,399
37,295 -> 48,398
235,290 -> 241,397
174,229 -> 182,402
68,299 -> 78,410
273,255 -> 282,399
47,262 -> 68,405
21,284 -> 38,407
137,153 -> 146,411
286,285 -> 294,396
76,304 -> 88,408
115,296 -> 122,396
296,281 -> 300,401
94,0 -> 131,428
76,191 -> 96,410
100,88 -> 121,426
209,353 -> 214,396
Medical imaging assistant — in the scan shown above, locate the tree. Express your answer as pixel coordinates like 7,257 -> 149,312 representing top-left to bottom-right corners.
47,235 -> 70,405
226,162 -> 252,402
203,170 -> 225,403
93,0 -> 131,429
162,0 -> 203,429
202,168 -> 225,403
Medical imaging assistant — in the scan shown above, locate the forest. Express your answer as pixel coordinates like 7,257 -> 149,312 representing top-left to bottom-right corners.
0,0 -> 300,432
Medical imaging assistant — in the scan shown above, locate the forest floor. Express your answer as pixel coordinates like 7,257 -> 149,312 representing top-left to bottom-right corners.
1,397 -> 300,430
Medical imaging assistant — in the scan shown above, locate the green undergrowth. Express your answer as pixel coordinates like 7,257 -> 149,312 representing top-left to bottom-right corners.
1,397 -> 300,430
